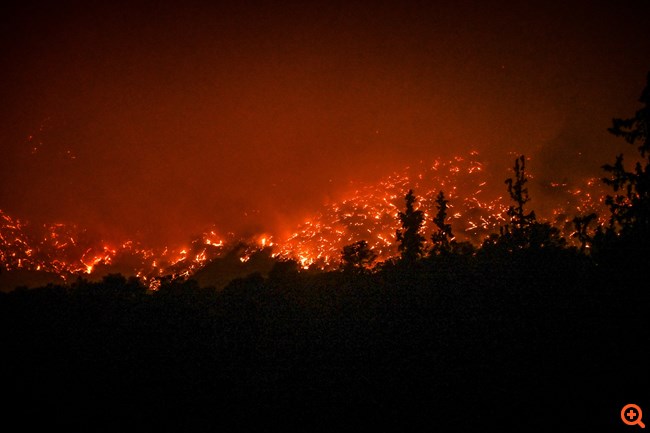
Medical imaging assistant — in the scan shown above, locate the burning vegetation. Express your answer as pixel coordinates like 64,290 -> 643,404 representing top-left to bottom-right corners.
1,151 -> 608,289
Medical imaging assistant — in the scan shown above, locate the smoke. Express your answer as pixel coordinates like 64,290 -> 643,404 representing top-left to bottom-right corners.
1,1 -> 649,248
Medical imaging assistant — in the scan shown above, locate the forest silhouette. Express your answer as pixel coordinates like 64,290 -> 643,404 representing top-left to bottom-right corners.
1,73 -> 650,432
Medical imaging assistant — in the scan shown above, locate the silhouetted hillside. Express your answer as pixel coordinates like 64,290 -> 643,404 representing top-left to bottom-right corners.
1,243 -> 648,431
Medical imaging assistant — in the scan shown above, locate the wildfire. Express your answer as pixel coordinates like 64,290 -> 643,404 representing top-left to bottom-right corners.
1,152 -> 610,283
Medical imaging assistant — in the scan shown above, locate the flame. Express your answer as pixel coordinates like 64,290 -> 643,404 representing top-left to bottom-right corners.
1,152 -> 610,281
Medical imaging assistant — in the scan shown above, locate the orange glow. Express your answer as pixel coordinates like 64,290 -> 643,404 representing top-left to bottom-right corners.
0,152 -> 610,280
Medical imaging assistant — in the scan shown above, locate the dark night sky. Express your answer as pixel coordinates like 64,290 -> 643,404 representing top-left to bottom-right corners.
1,0 -> 649,246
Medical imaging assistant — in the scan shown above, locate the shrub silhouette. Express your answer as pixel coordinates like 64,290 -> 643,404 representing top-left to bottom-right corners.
341,240 -> 377,273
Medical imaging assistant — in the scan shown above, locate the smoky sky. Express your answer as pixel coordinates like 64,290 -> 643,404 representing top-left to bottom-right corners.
1,0 -> 649,246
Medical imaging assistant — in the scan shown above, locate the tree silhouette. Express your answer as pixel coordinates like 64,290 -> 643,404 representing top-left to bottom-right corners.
505,155 -> 536,233
493,155 -> 537,249
484,155 -> 564,251
396,189 -> 425,263
341,240 -> 377,273
602,72 -> 650,239
430,191 -> 454,255
572,213 -> 598,253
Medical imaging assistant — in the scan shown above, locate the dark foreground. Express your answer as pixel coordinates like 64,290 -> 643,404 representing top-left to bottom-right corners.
1,248 -> 648,432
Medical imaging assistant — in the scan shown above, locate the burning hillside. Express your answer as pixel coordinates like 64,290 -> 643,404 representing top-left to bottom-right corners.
1,152 -> 608,288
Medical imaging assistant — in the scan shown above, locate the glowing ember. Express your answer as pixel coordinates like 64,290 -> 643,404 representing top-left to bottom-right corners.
1,152 -> 609,282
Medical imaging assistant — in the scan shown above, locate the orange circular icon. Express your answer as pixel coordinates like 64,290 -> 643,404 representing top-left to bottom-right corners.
622,404 -> 646,428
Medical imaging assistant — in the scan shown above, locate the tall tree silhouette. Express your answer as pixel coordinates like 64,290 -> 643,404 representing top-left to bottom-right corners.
504,155 -> 536,233
485,155 -> 564,251
341,240 -> 377,273
496,155 -> 537,249
602,71 -> 650,239
430,191 -> 454,254
396,189 -> 425,263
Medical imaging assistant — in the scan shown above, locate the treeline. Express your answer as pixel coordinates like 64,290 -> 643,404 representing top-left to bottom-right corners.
0,74 -> 649,431
342,73 -> 650,272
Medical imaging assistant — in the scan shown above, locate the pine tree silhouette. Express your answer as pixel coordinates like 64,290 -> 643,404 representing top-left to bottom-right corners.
603,72 -> 650,238
504,155 -> 536,233
485,155 -> 564,251
500,155 -> 536,248
431,191 -> 454,254
396,189 -> 425,263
